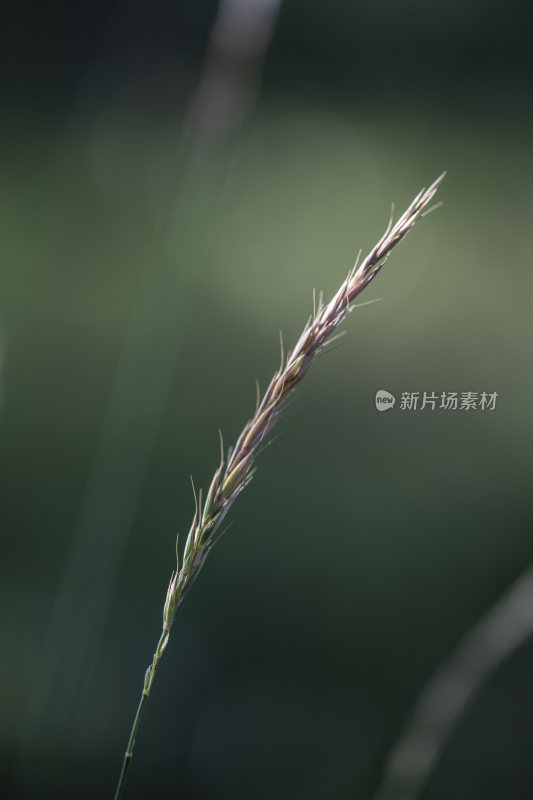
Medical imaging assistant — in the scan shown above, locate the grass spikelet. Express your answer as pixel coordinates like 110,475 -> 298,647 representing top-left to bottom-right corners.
113,173 -> 445,799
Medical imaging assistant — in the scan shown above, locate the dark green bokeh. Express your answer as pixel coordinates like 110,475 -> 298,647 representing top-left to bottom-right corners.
1,2 -> 533,798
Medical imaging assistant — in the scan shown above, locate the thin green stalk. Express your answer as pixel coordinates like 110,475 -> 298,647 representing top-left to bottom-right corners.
113,628 -> 169,800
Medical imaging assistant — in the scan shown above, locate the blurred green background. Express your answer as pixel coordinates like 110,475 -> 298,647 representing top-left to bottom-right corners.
1,1 -> 533,798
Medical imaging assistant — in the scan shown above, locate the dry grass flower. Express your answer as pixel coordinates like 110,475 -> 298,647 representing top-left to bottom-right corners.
114,172 -> 445,799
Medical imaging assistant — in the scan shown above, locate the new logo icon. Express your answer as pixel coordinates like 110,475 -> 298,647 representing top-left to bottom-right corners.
375,389 -> 396,411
